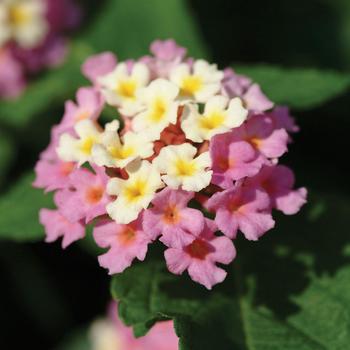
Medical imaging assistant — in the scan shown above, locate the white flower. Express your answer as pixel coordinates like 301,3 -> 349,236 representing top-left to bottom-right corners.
0,0 -> 48,48
92,122 -> 154,169
98,62 -> 150,116
106,160 -> 164,224
181,96 -> 248,142
57,120 -> 102,166
153,143 -> 212,192
132,79 -> 179,140
89,319 -> 122,350
170,59 -> 224,103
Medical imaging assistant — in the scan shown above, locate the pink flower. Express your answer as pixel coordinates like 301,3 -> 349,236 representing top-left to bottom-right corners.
245,165 -> 307,215
93,216 -> 152,274
106,302 -> 179,350
150,39 -> 187,61
222,68 -> 274,112
82,52 -> 117,84
0,48 -> 26,98
57,86 -> 104,133
39,208 -> 85,248
230,113 -> 289,160
210,132 -> 263,189
141,39 -> 186,78
54,166 -> 110,223
143,188 -> 205,247
267,106 -> 299,133
206,185 -> 275,240
33,134 -> 76,192
164,219 -> 236,289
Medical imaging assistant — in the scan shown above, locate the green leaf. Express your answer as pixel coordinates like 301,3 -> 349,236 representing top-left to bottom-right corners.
86,0 -> 207,59
0,42 -> 93,128
111,191 -> 350,349
0,172 -> 53,241
235,64 -> 350,109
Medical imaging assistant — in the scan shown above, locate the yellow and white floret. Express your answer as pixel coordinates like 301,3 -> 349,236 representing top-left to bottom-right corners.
153,143 -> 212,192
132,78 -> 179,140
98,62 -> 150,116
106,160 -> 164,224
181,96 -> 248,142
92,121 -> 154,169
0,0 -> 48,48
169,59 -> 224,103
57,120 -> 102,166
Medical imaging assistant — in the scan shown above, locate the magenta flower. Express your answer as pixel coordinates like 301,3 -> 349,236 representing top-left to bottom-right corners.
206,186 -> 275,240
39,209 -> 85,248
141,39 -> 187,78
93,216 -> 152,274
245,165 -> 307,215
82,52 -> 117,85
222,68 -> 274,112
165,219 -> 236,289
58,86 -> 104,133
0,48 -> 25,98
54,166 -> 110,224
143,188 -> 205,247
210,132 -> 263,189
230,113 -> 289,160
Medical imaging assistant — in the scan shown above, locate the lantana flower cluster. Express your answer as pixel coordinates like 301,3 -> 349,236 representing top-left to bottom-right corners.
0,0 -> 81,98
34,39 -> 307,289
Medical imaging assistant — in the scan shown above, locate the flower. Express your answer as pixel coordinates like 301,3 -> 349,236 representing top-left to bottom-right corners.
170,59 -> 224,102
143,188 -> 205,247
82,51 -> 117,85
210,132 -> 263,189
92,123 -> 154,169
93,216 -> 152,274
132,78 -> 180,140
39,208 -> 85,248
106,160 -> 164,224
35,39 -> 306,288
245,164 -> 307,215
154,143 -> 212,192
164,218 -> 236,289
0,0 -> 48,49
206,185 -> 275,240
58,87 -> 104,133
0,0 -> 81,98
98,62 -> 150,116
57,119 -> 102,166
182,95 -> 248,142
54,166 -> 110,224
89,301 -> 178,350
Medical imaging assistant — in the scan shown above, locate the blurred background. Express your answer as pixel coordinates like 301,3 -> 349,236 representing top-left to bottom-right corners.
0,0 -> 349,349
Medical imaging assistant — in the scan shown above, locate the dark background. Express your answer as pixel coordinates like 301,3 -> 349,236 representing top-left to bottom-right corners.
0,0 -> 349,348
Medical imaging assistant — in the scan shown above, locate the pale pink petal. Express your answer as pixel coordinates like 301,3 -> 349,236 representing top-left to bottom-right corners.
164,248 -> 191,274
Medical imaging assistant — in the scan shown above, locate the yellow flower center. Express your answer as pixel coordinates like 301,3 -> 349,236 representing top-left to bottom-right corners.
149,98 -> 167,122
175,158 -> 197,177
116,79 -> 137,99
9,5 -> 30,26
109,145 -> 134,160
79,137 -> 95,155
123,179 -> 147,203
199,111 -> 225,130
180,75 -> 203,96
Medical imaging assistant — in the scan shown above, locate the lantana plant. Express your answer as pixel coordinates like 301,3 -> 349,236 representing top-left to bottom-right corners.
34,39 -> 307,289
0,0 -> 81,98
